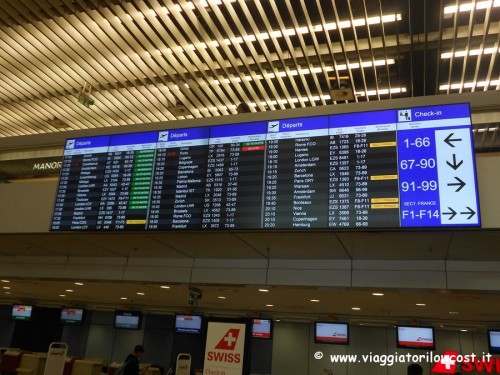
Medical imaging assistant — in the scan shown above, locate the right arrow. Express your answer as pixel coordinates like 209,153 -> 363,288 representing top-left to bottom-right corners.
446,154 -> 464,170
442,207 -> 457,220
460,207 -> 476,220
444,133 -> 463,147
447,177 -> 466,192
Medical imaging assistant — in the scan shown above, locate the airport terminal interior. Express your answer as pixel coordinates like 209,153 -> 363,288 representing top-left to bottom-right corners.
0,0 -> 500,374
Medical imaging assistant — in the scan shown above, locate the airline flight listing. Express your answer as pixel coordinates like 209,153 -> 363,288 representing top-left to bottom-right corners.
329,110 -> 399,228
50,103 -> 480,231
202,122 -> 267,229
263,116 -> 330,228
148,128 -> 210,230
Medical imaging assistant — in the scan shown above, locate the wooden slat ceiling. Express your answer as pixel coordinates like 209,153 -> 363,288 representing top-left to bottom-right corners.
0,0 -> 497,139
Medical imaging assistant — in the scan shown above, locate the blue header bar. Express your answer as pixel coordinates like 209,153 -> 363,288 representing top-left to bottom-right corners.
397,103 -> 471,123
330,110 -> 396,127
109,131 -> 158,146
65,135 -> 110,151
209,121 -> 268,138
160,127 -> 210,142
269,116 -> 328,133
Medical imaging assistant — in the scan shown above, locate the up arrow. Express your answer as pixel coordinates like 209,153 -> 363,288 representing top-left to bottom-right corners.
460,207 -> 476,220
446,154 -> 464,170
442,207 -> 457,220
447,177 -> 466,192
444,133 -> 462,147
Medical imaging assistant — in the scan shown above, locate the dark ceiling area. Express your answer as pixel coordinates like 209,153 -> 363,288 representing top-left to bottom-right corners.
0,0 -> 497,137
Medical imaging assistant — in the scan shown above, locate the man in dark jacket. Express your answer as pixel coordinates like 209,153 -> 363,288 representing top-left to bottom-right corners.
123,345 -> 146,375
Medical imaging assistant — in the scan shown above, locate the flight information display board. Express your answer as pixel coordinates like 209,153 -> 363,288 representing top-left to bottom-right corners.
50,103 -> 480,231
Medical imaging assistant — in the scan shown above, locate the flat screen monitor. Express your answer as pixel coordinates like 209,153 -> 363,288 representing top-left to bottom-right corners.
114,310 -> 142,330
60,307 -> 85,325
397,326 -> 435,350
251,318 -> 273,339
488,330 -> 500,354
175,314 -> 202,334
11,304 -> 33,321
315,322 -> 349,344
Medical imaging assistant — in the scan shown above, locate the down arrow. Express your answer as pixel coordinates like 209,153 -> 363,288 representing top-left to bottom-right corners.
446,154 -> 463,170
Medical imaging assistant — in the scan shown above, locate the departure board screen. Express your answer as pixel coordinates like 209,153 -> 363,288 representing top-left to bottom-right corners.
50,103 -> 480,231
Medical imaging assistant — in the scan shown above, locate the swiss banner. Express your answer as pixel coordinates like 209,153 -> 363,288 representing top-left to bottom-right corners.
203,322 -> 246,375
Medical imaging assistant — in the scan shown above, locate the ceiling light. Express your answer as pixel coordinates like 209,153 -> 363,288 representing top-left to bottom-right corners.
449,311 -> 459,315
352,307 -> 361,310
355,87 -> 407,96
1,280 -> 10,283
259,289 -> 269,292
444,0 -> 500,14
441,47 -> 500,59
120,297 -> 127,300
59,294 -> 66,297
416,303 -> 426,306
310,299 -> 320,302
65,289 -> 74,292
2,286 -> 10,290
440,80 -> 500,90
203,13 -> 401,47
372,293 -> 384,296
266,304 -> 274,307
460,329 -> 468,332
74,282 -> 84,286
136,292 -> 145,296
4,292 -> 10,294
160,285 -> 170,289
218,296 -> 226,299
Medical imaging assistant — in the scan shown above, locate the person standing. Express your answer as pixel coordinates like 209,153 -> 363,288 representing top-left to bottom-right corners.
122,345 -> 148,375
408,363 -> 423,375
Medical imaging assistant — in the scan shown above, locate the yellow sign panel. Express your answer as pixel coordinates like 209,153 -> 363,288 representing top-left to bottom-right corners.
126,220 -> 147,224
371,198 -> 399,203
370,141 -> 397,148
371,203 -> 399,209
370,175 -> 398,180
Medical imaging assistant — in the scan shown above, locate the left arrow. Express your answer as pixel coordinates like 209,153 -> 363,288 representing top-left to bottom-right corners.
447,177 -> 466,192
444,133 -> 462,147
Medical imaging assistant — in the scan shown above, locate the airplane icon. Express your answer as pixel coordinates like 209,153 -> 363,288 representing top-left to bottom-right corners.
268,121 -> 279,132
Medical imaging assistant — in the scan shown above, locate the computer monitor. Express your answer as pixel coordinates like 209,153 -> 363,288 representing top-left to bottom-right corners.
488,330 -> 500,354
251,318 -> 273,339
60,307 -> 85,325
315,322 -> 349,344
174,314 -> 203,334
11,304 -> 33,321
397,325 -> 435,350
114,310 -> 142,330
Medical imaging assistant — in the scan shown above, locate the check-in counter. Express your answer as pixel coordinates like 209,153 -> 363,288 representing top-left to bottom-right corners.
70,360 -> 104,375
0,351 -> 29,375
15,353 -> 47,375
